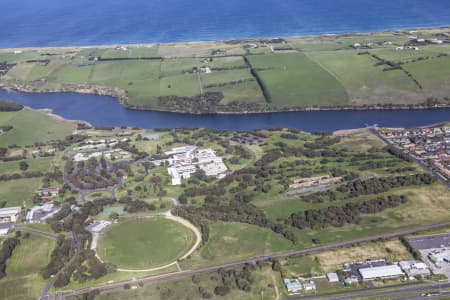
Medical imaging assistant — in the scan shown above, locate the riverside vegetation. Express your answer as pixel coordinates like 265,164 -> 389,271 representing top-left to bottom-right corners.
1,28 -> 450,114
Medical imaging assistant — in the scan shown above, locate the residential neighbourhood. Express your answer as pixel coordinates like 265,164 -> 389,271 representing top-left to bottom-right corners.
380,125 -> 450,183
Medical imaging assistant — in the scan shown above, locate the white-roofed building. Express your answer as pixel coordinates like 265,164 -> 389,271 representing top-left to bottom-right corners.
283,278 -> 302,293
162,145 -> 228,185
398,260 -> 431,277
86,220 -> 111,233
0,207 -> 21,223
429,249 -> 450,264
359,265 -> 404,281
327,272 -> 339,283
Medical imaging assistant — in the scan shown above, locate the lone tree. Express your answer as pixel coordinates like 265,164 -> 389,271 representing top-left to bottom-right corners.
19,161 -> 29,171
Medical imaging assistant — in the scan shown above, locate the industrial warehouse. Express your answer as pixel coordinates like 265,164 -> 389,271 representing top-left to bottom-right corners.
0,207 -> 21,236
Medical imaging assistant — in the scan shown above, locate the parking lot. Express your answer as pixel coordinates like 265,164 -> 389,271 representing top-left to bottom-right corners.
409,233 -> 450,250
409,233 -> 450,279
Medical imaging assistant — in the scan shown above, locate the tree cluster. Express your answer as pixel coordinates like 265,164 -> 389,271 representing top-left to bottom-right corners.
287,195 -> 408,229
0,237 -> 19,279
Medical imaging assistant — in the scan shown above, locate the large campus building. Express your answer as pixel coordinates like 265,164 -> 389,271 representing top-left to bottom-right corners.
154,145 -> 228,185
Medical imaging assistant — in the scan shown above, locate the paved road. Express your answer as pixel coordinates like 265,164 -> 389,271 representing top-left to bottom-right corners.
283,282 -> 450,300
15,226 -> 59,239
58,221 -> 450,299
41,231 -> 81,300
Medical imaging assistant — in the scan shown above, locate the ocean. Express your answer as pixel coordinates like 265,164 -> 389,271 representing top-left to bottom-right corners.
1,0 -> 450,48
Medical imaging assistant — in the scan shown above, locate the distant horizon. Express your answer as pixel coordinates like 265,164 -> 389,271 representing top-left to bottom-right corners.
0,24 -> 449,51
1,0 -> 450,48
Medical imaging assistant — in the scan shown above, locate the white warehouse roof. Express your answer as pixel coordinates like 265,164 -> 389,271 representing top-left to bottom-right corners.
359,265 -> 404,280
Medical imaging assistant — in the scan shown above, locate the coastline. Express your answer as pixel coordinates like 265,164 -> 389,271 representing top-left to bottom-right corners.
0,25 -> 449,51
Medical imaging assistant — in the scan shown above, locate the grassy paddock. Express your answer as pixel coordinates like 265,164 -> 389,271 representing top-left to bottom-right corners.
0,234 -> 55,300
248,52 -> 349,107
0,109 -> 75,147
97,217 -> 195,269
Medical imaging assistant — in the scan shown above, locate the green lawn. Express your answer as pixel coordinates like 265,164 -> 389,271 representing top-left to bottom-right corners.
97,217 -> 195,269
306,50 -> 421,105
0,177 -> 42,207
248,52 -> 349,107
0,235 -> 55,300
181,221 -> 295,269
403,56 -> 450,94
207,80 -> 266,105
0,157 -> 53,175
0,109 -> 75,147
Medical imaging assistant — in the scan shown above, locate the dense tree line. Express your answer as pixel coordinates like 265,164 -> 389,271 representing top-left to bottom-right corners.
118,197 -> 157,213
158,92 -> 224,114
385,145 -> 413,162
174,202 -> 298,244
338,173 -> 435,197
286,195 -> 408,229
0,237 -> 20,279
41,235 -> 74,279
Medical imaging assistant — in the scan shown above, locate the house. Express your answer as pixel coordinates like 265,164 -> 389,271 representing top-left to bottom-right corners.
86,220 -> 111,233
0,207 -> 21,223
303,281 -> 316,291
283,278 -> 302,293
327,272 -> 340,283
37,188 -> 59,197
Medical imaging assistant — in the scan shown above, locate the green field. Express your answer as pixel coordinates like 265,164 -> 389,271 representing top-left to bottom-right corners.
403,56 -> 450,95
0,235 -> 55,300
97,217 -> 195,269
2,28 -> 449,113
182,222 -> 295,269
0,157 -> 53,175
248,52 -> 349,106
306,50 -> 421,104
0,177 -> 42,207
0,109 -> 75,147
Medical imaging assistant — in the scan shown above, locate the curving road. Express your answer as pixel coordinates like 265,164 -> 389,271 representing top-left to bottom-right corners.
15,226 -> 59,240
58,221 -> 450,299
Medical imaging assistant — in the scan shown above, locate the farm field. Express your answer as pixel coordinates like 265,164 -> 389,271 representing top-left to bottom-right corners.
0,177 -> 43,207
0,108 -> 75,147
1,27 -> 450,113
97,217 -> 196,269
248,52 -> 349,107
0,235 -> 55,300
